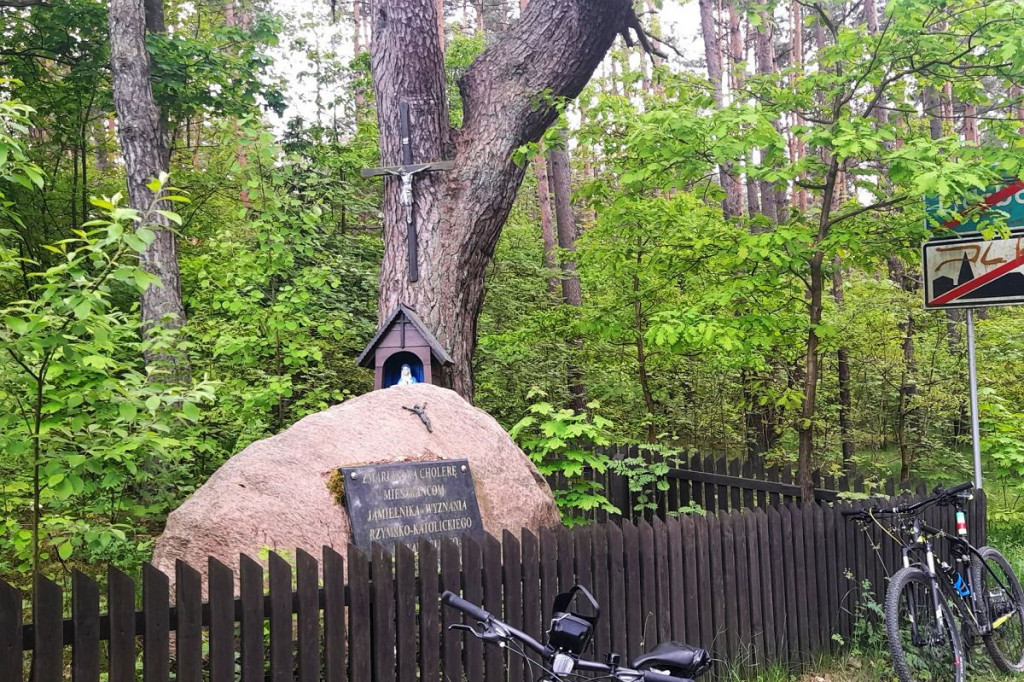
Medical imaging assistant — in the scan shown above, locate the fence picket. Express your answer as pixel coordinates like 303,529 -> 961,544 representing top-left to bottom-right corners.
664,517 -> 685,642
520,529 -> 541,644
107,567 -> 134,682
239,554 -> 264,682
732,513 -> 752,668
791,505 -> 811,661
296,549 -> 319,682
693,514 -> 714,654
71,570 -> 99,682
482,535 -> 503,682
707,513 -> 727,672
729,460 -> 742,510
323,547 -> 347,682
606,522 -> 627,659
418,539 -> 440,682
720,513 -> 739,663
621,520 -> 642,660
463,536 -> 483,682
208,557 -> 235,682
175,561 -> 203,682
703,456 -> 717,513
141,564 -> 168,682
0,579 -> 22,682
638,520 -> 658,651
349,545 -> 372,682
651,519 -> 671,643
269,552 -> 294,682
678,515 -> 700,647
439,538 -> 462,682
778,505 -> 799,665
371,545 -> 396,682
747,510 -> 767,668
590,524 -> 612,658
502,531 -> 524,682
395,543 -> 417,682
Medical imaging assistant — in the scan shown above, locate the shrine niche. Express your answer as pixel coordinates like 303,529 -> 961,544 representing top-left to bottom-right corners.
357,304 -> 454,390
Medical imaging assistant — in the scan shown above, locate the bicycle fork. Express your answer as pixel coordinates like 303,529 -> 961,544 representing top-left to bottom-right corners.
902,533 -> 947,644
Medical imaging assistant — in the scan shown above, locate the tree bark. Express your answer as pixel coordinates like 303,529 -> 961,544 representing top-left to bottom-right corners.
533,151 -> 558,295
832,259 -> 853,466
108,0 -> 187,374
797,157 -> 840,503
370,0 -> 632,399
548,131 -> 586,412
697,0 -> 723,106
722,3 -> 744,217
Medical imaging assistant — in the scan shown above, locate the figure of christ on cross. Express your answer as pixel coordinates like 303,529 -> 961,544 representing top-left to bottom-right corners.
361,101 -> 454,283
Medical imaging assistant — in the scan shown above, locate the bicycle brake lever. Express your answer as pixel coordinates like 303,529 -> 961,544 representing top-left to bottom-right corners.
448,624 -> 478,634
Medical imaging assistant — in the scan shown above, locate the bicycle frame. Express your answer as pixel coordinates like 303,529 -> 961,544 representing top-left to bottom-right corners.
896,499 -> 1013,642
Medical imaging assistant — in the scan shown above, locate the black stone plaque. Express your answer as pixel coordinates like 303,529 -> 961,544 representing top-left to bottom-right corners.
340,459 -> 484,550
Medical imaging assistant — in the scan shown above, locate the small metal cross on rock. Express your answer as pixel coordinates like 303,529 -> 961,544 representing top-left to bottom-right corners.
403,403 -> 433,433
361,102 -> 454,283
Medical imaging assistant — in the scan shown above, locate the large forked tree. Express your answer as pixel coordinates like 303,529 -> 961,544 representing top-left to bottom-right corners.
370,0 -> 647,399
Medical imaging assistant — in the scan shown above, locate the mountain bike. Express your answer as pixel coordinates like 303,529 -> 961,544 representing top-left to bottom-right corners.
845,482 -> 1024,682
441,585 -> 712,682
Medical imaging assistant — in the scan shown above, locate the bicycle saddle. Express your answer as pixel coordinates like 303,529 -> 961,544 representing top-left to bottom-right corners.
632,642 -> 711,678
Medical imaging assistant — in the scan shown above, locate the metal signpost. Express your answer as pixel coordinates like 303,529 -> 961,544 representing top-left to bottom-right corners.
924,179 -> 1024,490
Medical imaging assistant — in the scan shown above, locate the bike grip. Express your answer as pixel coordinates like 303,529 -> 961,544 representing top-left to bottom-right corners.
946,482 -> 973,495
440,591 -> 492,622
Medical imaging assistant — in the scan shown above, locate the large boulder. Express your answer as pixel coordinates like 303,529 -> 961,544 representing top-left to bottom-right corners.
152,384 -> 560,583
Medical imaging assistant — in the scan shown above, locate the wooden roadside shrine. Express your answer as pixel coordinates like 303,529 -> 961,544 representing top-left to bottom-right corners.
357,304 -> 454,390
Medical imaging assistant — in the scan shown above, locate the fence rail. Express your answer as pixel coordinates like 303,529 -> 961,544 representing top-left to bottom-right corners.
547,446 -> 928,520
0,492 -> 987,681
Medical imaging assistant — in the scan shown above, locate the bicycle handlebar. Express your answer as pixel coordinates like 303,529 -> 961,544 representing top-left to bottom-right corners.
841,482 -> 973,521
441,590 -> 493,623
440,591 -> 698,682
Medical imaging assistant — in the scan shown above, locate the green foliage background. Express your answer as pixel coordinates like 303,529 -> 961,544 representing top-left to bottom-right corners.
2,0 -> 1024,591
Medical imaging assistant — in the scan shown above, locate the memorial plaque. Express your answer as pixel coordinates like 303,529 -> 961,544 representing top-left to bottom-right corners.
340,459 -> 485,549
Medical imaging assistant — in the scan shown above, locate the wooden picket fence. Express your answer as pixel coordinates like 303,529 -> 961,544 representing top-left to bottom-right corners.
548,446 -> 927,521
0,491 -> 986,681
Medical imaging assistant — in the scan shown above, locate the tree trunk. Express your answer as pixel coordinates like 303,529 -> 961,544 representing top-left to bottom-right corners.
533,150 -> 558,295
370,0 -> 632,400
832,259 -> 853,466
548,130 -> 586,412
797,158 -> 839,503
697,0 -> 722,106
634,261 -> 657,443
721,3 -> 744,217
108,0 -> 187,374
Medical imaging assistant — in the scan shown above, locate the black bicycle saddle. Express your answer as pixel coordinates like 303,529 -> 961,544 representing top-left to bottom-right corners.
632,642 -> 711,678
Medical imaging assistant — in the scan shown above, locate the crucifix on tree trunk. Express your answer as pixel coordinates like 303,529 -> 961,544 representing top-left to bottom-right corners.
362,102 -> 454,282
369,0 -> 661,400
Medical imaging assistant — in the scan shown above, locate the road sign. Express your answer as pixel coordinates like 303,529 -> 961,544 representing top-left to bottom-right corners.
923,230 -> 1024,308
925,178 -> 1024,235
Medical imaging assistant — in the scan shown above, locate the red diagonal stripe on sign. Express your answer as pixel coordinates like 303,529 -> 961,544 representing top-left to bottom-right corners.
930,251 -> 1024,305
941,179 -> 1024,230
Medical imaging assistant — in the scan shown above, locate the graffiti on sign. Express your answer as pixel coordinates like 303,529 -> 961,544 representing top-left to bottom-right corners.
926,178 -> 1024,235
923,231 -> 1024,308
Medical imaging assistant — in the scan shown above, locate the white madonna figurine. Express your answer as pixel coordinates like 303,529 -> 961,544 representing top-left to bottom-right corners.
396,363 -> 418,386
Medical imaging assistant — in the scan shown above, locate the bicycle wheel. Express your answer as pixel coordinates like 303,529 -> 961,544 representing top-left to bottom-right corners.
972,546 -> 1024,672
885,566 -> 966,682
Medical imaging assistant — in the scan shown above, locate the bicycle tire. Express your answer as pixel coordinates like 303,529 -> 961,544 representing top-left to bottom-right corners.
971,545 -> 1024,672
885,566 -> 966,682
